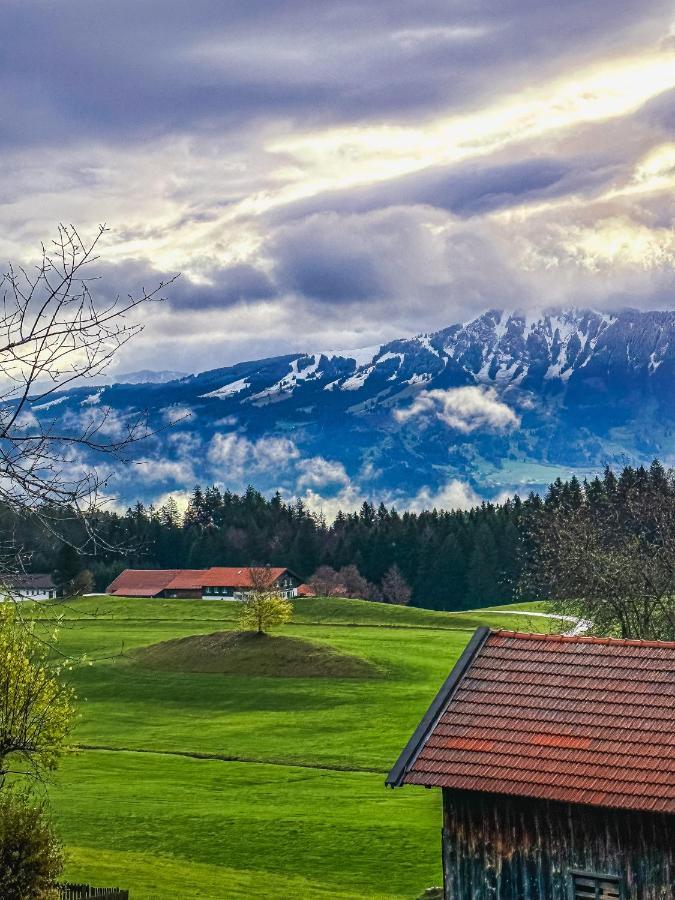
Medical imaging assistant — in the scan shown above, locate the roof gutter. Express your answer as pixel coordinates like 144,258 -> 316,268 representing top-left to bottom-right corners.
385,625 -> 491,788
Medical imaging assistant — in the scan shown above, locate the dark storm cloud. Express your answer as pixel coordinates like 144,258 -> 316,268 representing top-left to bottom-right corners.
94,259 -> 275,311
268,206 -> 528,308
170,264 -> 277,310
1,0 -> 671,149
638,86 -> 675,132
272,223 -> 385,302
3,0 -> 675,376
265,155 -> 628,225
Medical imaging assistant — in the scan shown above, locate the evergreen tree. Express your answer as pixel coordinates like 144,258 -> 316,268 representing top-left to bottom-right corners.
53,544 -> 82,596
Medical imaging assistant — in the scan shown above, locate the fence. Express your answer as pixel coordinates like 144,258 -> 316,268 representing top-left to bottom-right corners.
59,884 -> 129,899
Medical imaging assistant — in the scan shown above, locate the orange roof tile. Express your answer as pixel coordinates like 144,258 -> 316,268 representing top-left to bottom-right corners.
164,570 -> 208,590
200,567 -> 288,588
107,569 -> 180,597
388,629 -> 675,814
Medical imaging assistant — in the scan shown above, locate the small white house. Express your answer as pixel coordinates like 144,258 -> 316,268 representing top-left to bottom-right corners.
1,573 -> 57,601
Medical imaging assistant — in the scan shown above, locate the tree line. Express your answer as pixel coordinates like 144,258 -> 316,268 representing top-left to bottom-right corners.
8,460 -> 674,619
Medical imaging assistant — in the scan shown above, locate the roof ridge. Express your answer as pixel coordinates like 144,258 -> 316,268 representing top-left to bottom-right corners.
491,629 -> 675,648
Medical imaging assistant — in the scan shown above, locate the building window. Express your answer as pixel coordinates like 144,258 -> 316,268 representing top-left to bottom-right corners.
570,871 -> 621,900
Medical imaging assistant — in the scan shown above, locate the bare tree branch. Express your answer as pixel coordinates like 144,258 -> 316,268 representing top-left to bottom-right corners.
0,225 -> 176,590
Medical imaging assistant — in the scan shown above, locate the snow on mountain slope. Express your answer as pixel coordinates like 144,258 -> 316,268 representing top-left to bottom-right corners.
24,307 -> 675,506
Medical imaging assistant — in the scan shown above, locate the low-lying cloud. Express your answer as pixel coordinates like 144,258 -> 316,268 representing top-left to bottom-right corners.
207,432 -> 300,482
395,385 -> 520,433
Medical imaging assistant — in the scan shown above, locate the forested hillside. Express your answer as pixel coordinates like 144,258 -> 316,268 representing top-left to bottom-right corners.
10,460 -> 672,611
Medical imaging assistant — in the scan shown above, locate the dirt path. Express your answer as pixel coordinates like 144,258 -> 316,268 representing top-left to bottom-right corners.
485,609 -> 592,636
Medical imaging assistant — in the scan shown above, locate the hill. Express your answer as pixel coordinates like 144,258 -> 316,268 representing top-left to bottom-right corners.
38,594 -> 562,898
133,631 -> 382,678
26,307 -> 675,505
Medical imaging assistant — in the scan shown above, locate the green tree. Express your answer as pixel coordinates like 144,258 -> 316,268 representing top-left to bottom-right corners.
238,567 -> 293,635
239,592 -> 293,634
466,524 -> 499,606
53,543 -> 83,597
0,606 -> 76,785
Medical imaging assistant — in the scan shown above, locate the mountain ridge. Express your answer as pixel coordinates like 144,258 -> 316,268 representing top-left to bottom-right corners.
28,307 -> 675,507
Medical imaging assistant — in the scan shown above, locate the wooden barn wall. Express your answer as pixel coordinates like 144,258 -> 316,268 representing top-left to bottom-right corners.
442,789 -> 674,900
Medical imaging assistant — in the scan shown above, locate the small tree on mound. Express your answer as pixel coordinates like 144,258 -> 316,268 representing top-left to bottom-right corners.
238,567 -> 293,635
239,592 -> 293,634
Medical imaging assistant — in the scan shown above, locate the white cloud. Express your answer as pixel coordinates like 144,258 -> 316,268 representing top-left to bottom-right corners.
297,456 -> 350,489
298,476 -> 482,519
149,490 -> 193,515
161,404 -> 194,425
61,405 -> 135,440
299,483 -> 366,520
406,479 -> 482,512
133,458 -> 195,484
395,385 -> 520,433
207,432 -> 300,482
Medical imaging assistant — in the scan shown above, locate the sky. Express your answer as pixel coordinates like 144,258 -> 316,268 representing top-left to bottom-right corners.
3,0 -> 675,376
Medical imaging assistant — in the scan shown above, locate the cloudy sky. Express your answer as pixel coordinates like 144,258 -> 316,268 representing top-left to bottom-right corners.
3,1 -> 675,375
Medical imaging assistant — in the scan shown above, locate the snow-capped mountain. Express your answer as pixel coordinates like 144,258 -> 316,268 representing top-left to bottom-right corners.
27,308 -> 675,507
105,369 -> 188,385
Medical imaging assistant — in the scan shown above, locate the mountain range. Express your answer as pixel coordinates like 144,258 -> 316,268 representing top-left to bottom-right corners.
31,308 -> 675,511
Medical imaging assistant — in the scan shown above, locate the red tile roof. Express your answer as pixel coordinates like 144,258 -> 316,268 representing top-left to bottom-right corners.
107,566 -> 294,595
107,569 -> 181,597
200,567 -> 289,588
165,570 -> 208,590
388,629 -> 675,815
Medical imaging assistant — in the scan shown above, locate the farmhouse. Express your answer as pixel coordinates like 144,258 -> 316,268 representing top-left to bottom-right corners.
107,566 -> 302,600
387,628 -> 675,900
1,573 -> 56,600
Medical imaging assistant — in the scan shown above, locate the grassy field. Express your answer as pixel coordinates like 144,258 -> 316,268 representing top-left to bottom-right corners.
31,595 -> 554,899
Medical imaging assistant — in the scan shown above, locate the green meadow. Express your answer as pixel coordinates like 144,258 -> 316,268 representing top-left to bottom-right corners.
30,595 -> 556,899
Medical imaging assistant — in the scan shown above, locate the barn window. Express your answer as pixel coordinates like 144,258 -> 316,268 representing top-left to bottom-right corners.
570,871 -> 621,899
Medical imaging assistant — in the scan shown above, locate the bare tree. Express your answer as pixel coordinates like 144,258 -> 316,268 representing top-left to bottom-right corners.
0,225 -> 174,588
381,564 -> 411,605
308,565 -> 342,596
337,565 -> 377,600
519,467 -> 675,640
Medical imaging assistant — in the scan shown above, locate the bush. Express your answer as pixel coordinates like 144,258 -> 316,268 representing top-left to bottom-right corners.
0,788 -> 63,899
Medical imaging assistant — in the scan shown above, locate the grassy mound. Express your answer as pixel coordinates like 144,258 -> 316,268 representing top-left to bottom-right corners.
132,630 -> 382,679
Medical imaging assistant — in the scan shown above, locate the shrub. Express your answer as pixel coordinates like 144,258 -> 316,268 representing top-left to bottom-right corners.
0,788 -> 63,899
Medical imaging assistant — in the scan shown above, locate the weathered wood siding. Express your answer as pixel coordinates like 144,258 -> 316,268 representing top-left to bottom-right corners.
442,789 -> 674,900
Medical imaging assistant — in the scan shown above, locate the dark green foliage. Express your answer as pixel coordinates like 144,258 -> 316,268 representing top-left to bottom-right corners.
7,461 -> 674,615
0,789 -> 63,900
53,543 -> 83,595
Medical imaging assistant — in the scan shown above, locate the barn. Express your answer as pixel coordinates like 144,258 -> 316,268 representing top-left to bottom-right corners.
387,628 -> 675,900
107,566 -> 303,600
